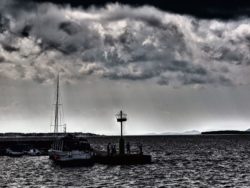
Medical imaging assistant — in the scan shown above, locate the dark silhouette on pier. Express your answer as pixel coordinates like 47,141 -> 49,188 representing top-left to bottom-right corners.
138,143 -> 143,155
107,143 -> 111,156
126,142 -> 130,154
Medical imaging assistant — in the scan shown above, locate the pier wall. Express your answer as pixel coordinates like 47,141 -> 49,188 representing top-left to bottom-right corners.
0,136 -> 55,154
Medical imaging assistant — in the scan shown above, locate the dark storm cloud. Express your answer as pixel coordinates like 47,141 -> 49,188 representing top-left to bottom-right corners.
23,0 -> 250,20
0,0 -> 250,86
59,21 -> 79,35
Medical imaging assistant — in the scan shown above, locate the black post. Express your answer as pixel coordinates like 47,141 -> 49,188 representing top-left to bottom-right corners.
117,110 -> 125,155
119,138 -> 125,155
119,111 -> 125,155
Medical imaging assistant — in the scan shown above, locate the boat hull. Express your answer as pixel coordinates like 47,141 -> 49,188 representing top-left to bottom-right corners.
49,150 -> 95,167
6,149 -> 24,157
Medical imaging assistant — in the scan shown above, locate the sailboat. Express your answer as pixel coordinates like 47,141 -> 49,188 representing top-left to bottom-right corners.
48,74 -> 94,167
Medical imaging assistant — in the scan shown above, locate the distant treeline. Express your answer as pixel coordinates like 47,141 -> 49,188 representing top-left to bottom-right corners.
0,132 -> 100,137
202,130 -> 250,135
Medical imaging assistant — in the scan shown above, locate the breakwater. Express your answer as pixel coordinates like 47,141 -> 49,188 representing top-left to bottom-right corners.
0,133 -> 99,155
0,136 -> 54,154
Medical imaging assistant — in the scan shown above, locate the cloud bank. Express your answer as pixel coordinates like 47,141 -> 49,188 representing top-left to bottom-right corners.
0,1 -> 250,86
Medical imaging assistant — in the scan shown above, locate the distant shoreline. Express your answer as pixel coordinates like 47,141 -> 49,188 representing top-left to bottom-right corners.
201,130 -> 250,135
1,131 -> 250,137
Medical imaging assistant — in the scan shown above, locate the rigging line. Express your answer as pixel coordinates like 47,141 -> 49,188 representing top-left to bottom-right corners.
58,83 -> 62,132
62,104 -> 65,128
60,90 -> 65,126
58,79 -> 66,132
49,80 -> 57,132
59,107 -> 62,132
55,74 -> 60,133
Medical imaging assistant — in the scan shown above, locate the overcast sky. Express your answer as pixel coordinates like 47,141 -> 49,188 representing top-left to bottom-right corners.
0,0 -> 250,135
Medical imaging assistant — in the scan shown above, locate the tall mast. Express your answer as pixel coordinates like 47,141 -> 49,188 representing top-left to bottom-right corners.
54,74 -> 59,133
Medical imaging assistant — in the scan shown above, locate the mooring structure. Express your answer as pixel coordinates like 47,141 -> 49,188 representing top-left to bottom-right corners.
116,110 -> 127,155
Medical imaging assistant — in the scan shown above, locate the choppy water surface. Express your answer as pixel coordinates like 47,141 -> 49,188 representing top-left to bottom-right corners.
1,135 -> 250,187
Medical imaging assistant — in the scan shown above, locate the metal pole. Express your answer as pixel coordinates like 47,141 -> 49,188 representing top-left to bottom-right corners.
54,74 -> 59,133
120,110 -> 123,137
119,110 -> 124,155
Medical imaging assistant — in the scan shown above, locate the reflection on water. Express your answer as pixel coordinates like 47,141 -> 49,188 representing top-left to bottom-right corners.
1,135 -> 250,187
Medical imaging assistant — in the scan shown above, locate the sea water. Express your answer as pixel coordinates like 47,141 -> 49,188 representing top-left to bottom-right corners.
1,135 -> 250,187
